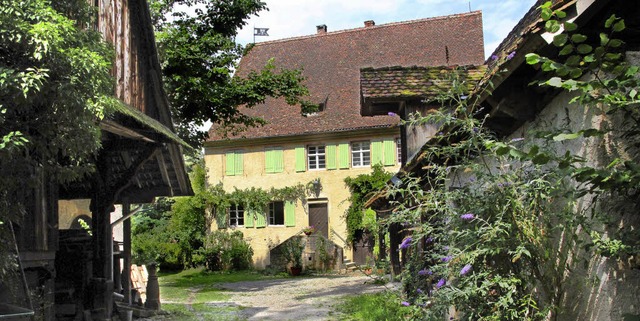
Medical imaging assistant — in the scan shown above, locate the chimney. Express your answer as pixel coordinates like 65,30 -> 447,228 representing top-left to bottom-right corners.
364,20 -> 375,27
316,24 -> 327,34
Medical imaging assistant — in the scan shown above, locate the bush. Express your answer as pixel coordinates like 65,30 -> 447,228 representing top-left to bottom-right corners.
201,230 -> 253,271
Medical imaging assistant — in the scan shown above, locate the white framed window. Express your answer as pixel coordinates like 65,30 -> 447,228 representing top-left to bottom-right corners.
229,204 -> 244,227
268,201 -> 285,226
308,145 -> 326,170
396,138 -> 402,164
351,141 -> 371,167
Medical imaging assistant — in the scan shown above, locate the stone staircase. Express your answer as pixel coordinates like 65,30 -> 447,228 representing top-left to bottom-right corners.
343,257 -> 358,272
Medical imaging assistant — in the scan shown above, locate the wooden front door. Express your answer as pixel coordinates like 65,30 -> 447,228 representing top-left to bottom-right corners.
308,203 -> 328,238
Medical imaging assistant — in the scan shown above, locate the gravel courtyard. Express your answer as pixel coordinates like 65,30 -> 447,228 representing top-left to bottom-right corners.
219,275 -> 392,320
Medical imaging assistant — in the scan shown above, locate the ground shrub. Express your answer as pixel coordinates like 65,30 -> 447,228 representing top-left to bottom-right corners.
201,230 -> 253,271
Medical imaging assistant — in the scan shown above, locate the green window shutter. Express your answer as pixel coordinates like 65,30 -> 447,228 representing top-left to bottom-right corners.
225,151 -> 236,176
295,146 -> 306,172
326,145 -> 337,170
274,148 -> 284,173
338,143 -> 349,169
383,139 -> 396,166
255,211 -> 267,228
235,151 -> 243,175
244,209 -> 254,228
371,141 -> 383,165
265,149 -> 274,173
284,201 -> 295,227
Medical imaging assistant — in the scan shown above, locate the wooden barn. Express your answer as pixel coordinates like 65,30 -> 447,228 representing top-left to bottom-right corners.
0,0 -> 192,320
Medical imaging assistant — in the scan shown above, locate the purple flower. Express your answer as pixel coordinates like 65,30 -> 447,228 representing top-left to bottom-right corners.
399,237 -> 412,249
460,264 -> 472,276
436,278 -> 446,288
460,213 -> 475,220
442,255 -> 452,263
425,237 -> 434,243
388,112 -> 398,117
443,246 -> 449,251
401,301 -> 410,306
507,51 -> 516,60
490,54 -> 498,61
417,288 -> 423,294
418,269 -> 432,276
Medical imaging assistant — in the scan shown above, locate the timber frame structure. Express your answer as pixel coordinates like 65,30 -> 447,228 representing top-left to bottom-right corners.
4,1 -> 193,320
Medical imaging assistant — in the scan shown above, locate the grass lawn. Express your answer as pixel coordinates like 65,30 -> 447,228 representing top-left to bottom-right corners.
158,268 -> 287,320
335,291 -> 412,321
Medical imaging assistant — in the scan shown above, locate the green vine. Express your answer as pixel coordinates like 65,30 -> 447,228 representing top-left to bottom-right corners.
344,164 -> 392,244
208,182 -> 308,225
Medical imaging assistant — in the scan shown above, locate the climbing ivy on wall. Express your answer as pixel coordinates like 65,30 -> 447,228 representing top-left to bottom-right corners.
344,164 -> 392,244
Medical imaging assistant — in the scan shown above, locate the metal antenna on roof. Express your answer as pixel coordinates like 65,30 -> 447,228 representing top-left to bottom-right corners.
468,1 -> 471,12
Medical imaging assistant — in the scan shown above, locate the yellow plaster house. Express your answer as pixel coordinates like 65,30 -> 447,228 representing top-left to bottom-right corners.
203,13 -> 485,268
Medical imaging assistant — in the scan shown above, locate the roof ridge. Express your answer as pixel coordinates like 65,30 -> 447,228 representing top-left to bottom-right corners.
361,64 -> 483,72
251,11 -> 482,47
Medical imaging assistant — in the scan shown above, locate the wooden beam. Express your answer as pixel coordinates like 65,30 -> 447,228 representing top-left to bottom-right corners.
100,119 -> 156,143
122,201 -> 132,305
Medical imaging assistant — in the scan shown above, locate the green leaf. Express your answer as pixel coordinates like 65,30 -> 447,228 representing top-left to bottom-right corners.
571,34 -> 588,43
553,132 -> 580,141
565,55 -> 580,67
555,10 -> 567,19
569,68 -> 583,79
612,20 -> 625,32
553,34 -> 568,47
547,77 -> 563,87
545,20 -> 561,33
509,148 -> 526,159
605,15 -> 616,28
559,44 -> 574,56
532,153 -> 550,165
577,44 -> 593,54
608,39 -> 623,48
564,22 -> 577,32
599,33 -> 609,46
605,53 -> 621,61
525,53 -> 541,65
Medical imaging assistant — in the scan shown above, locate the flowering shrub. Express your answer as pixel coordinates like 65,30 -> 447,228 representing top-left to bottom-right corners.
384,4 -> 639,320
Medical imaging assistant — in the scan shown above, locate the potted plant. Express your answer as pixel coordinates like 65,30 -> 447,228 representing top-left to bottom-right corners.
280,236 -> 305,275
302,225 -> 316,236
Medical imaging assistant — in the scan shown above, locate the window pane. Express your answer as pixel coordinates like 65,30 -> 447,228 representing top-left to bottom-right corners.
268,202 -> 285,226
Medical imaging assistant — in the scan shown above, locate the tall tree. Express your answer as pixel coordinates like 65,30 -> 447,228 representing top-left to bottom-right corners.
151,0 -> 315,149
0,0 -> 115,277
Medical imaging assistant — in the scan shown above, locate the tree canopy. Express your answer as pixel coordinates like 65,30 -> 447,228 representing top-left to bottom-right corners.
150,0 -> 315,149
0,0 -> 115,278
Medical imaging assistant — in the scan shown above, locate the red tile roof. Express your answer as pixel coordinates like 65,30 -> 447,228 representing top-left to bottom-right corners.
207,11 -> 484,141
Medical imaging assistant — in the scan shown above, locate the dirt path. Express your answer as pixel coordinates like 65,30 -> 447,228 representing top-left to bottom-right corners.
217,275 -> 391,321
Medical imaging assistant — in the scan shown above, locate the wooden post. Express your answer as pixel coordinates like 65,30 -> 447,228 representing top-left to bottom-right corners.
90,195 -> 114,320
389,223 -> 401,276
123,201 -> 132,305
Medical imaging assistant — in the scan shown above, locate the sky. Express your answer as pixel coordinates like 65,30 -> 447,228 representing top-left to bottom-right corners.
236,0 -> 538,58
